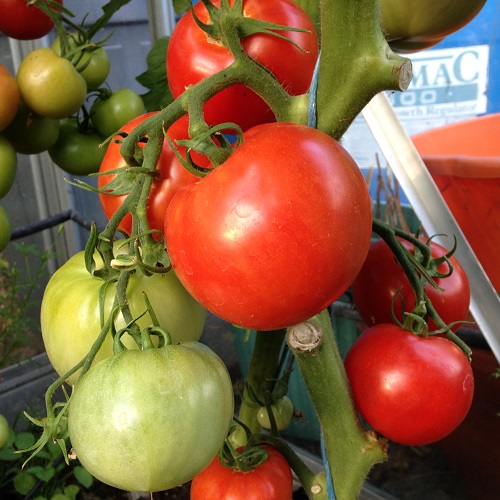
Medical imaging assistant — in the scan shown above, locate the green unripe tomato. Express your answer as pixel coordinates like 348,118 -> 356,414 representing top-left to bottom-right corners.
90,89 -> 145,138
0,414 -> 10,449
68,342 -> 234,492
16,48 -> 87,119
256,396 -> 294,431
3,102 -> 60,155
0,205 -> 11,252
0,135 -> 17,198
41,246 -> 206,385
52,35 -> 110,89
49,118 -> 106,175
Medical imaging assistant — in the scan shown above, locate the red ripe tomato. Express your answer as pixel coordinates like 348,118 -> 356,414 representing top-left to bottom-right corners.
98,113 -> 209,236
0,0 -> 63,40
190,445 -> 293,500
165,122 -> 372,331
344,323 -> 474,446
166,0 -> 319,131
351,238 -> 470,331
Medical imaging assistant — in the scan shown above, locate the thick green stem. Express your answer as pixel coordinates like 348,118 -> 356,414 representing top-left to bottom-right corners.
287,309 -> 387,500
237,330 -> 286,435
316,0 -> 412,139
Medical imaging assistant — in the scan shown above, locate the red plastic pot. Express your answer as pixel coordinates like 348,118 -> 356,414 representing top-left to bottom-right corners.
412,113 -> 500,292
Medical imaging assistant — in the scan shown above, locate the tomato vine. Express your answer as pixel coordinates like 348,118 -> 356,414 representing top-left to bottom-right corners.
9,1 -> 480,499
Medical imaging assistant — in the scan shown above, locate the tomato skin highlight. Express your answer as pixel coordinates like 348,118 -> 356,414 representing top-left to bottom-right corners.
165,122 -> 372,330
167,0 -> 319,131
68,342 -> 234,492
190,445 -> 293,500
344,324 -> 474,446
98,113 -> 207,236
351,238 -> 470,331
0,0 -> 63,40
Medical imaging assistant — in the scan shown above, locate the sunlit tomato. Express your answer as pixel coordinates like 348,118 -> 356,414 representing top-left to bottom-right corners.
98,113 -> 208,236
16,48 -> 87,119
345,323 -> 474,446
90,89 -> 145,138
351,238 -> 470,332
0,0 -> 63,40
51,34 -> 110,89
0,135 -> 17,199
167,0 -> 319,131
380,0 -> 486,53
48,118 -> 106,175
190,445 -> 293,500
0,205 -> 11,252
0,64 -> 20,132
68,341 -> 234,492
165,122 -> 372,330
41,246 -> 206,385
3,101 -> 60,155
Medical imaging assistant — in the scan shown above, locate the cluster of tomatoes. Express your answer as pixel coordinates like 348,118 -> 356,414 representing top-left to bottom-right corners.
2,0 -> 481,498
0,0 -> 145,252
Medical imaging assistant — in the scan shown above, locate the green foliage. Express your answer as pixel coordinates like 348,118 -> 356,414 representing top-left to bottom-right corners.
136,36 -> 174,112
172,0 -> 192,16
0,416 -> 94,499
0,242 -> 56,368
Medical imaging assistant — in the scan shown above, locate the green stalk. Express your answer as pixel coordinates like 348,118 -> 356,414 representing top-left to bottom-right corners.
237,329 -> 286,435
316,0 -> 412,139
287,310 -> 387,499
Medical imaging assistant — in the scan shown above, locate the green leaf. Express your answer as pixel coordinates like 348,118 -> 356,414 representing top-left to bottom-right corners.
15,431 -> 36,450
63,484 -> 81,500
173,0 -> 192,16
0,446 -> 19,461
13,471 -> 37,495
27,464 -> 55,482
73,465 -> 94,489
87,0 -> 134,40
136,36 -> 174,112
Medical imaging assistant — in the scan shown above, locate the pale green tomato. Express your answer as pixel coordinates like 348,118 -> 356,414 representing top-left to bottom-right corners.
68,342 -> 234,492
51,35 -> 110,89
41,247 -> 206,385
16,48 -> 87,119
0,135 -> 16,198
256,396 -> 295,430
0,414 -> 9,449
0,205 -> 11,252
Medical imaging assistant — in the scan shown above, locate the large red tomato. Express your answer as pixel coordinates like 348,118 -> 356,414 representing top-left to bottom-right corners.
351,238 -> 470,331
165,122 -> 372,331
166,0 -> 319,131
98,113 -> 209,236
344,323 -> 474,446
0,0 -> 63,40
190,445 -> 293,500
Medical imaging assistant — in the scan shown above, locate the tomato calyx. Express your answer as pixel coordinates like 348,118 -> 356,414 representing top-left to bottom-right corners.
167,121 -> 241,172
192,0 -> 311,54
219,439 -> 270,473
372,218 -> 472,359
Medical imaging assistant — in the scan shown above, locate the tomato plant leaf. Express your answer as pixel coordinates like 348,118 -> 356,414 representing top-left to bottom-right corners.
73,465 -> 94,489
173,0 -> 192,15
136,36 -> 173,112
27,464 -> 55,482
14,431 -> 36,450
86,0 -> 134,40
